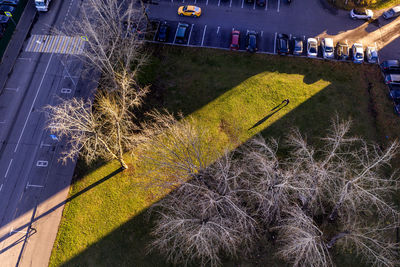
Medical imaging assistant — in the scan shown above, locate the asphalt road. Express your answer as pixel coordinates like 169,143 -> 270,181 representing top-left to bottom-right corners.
0,0 -> 91,266
149,0 -> 400,61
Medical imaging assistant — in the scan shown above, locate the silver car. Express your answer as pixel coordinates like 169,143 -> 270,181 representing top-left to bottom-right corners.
307,38 -> 318,58
383,6 -> 400,19
321,38 -> 334,59
352,43 -> 364,64
350,8 -> 373,20
365,46 -> 378,63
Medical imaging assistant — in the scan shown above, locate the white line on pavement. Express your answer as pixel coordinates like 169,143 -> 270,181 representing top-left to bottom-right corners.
261,31 -> 263,37
14,53 -> 54,153
218,0 -> 221,6
277,0 -> 280,12
303,35 -> 306,41
241,0 -> 244,8
265,0 -> 268,10
187,24 -> 194,45
0,184 -> 3,192
4,87 -> 19,92
5,159 -> 13,178
182,0 -> 184,2
26,182 -> 44,189
289,34 -> 292,39
230,0 -> 232,7
173,25 -> 179,44
0,121 -> 5,124
153,21 -> 161,41
253,1 -> 256,9
201,25 -> 207,46
274,32 -> 277,54
194,0 -> 196,3
217,26 -> 220,35
206,0 -> 209,5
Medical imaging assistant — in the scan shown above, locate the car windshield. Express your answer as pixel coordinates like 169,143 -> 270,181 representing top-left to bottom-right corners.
183,6 -> 189,11
194,7 -> 200,12
325,47 -> 333,52
356,53 -> 363,59
309,47 -> 316,53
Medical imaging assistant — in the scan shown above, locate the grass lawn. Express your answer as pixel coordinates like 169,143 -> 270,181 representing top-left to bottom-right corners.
49,45 -> 400,267
329,0 -> 400,10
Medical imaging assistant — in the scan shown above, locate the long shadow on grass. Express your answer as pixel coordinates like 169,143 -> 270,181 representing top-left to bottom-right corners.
53,45 -> 400,266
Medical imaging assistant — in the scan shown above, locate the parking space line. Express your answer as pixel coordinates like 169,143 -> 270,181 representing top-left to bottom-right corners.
253,1 -> 256,9
289,34 -> 292,39
230,0 -> 232,7
187,24 -> 194,45
303,35 -> 306,41
241,0 -> 244,8
206,0 -> 208,5
153,21 -> 161,41
274,32 -> 277,54
5,159 -> 13,178
194,0 -> 196,3
171,0 -> 173,2
201,25 -> 207,46
217,26 -> 220,35
261,31 -> 263,37
265,0 -> 268,10
277,0 -> 280,12
182,0 -> 184,2
218,0 -> 221,6
173,25 -> 179,44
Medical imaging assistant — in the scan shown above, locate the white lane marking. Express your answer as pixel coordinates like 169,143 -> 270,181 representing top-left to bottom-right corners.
218,0 -> 220,6
241,0 -> 244,8
173,25 -> 179,44
230,0 -> 232,7
187,24 -> 194,45
26,182 -> 44,189
5,87 -> 19,92
217,26 -> 220,35
36,160 -> 49,167
289,34 -> 292,39
265,0 -> 268,10
261,31 -> 263,37
206,0 -> 208,5
14,53 -> 54,153
40,141 -> 52,148
194,0 -> 196,3
153,21 -> 161,41
5,159 -> 13,178
277,0 -> 280,12
201,25 -> 207,46
0,121 -> 5,124
17,57 -> 32,61
253,1 -> 256,9
182,0 -> 184,3
60,60 -> 77,87
274,32 -> 277,54
0,184 -> 3,192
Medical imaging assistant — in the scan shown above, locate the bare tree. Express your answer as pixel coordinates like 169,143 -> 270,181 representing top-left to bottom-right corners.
45,84 -> 148,169
147,116 -> 400,266
58,0 -> 149,92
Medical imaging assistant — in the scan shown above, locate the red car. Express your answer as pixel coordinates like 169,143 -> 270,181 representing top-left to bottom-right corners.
230,30 -> 240,50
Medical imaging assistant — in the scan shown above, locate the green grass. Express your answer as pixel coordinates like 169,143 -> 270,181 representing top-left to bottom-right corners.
49,46 -> 400,267
329,0 -> 400,10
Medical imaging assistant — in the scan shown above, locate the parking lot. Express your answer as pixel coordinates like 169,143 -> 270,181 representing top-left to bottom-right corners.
148,0 -> 400,62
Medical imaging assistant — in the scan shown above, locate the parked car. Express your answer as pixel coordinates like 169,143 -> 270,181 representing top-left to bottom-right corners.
381,60 -> 400,73
352,43 -> 364,63
246,0 -> 254,3
175,23 -> 189,44
292,37 -> 303,55
365,46 -> 378,63
389,85 -> 400,102
0,0 -> 18,5
256,0 -> 266,6
335,40 -> 350,60
321,38 -> 334,59
157,21 -> 169,42
384,73 -> 400,85
246,31 -> 258,53
0,14 -> 9,25
178,5 -> 201,17
383,5 -> 400,19
230,30 -> 240,50
350,8 -> 373,20
307,38 -> 318,58
0,4 -> 15,15
394,104 -> 400,115
277,34 -> 289,55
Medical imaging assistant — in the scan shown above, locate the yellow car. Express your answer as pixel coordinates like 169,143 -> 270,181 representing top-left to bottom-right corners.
178,5 -> 202,17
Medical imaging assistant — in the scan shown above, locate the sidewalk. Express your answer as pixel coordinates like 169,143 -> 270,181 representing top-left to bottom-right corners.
0,0 -> 36,94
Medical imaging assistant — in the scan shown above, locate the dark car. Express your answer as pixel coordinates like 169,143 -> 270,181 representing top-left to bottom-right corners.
0,0 -> 19,5
389,89 -> 400,103
0,14 -> 8,24
230,30 -> 240,50
246,31 -> 258,53
383,6 -> 400,20
157,22 -> 169,42
256,0 -> 266,6
0,4 -> 14,15
394,104 -> 400,116
277,34 -> 289,54
292,37 -> 303,55
175,22 -> 189,44
335,41 -> 350,60
381,60 -> 400,74
246,0 -> 254,3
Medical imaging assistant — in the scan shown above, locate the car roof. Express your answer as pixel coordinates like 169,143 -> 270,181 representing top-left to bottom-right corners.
392,6 -> 400,12
324,38 -> 333,46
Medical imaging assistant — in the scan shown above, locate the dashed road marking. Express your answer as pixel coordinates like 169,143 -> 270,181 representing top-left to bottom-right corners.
36,160 -> 48,167
217,26 -> 220,35
218,0 -> 221,6
5,87 -> 19,92
230,0 -> 232,7
277,0 -> 280,12
241,0 -> 244,8
5,159 -> 13,178
261,31 -> 263,37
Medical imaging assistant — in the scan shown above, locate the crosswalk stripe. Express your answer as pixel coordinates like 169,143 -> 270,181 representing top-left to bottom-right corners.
25,35 -> 85,55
